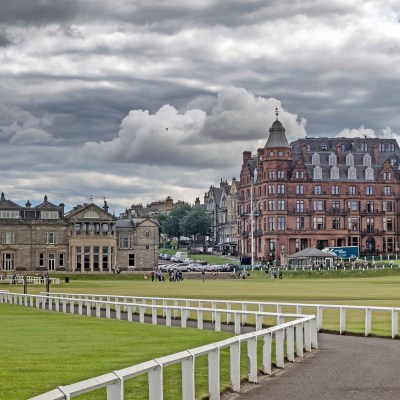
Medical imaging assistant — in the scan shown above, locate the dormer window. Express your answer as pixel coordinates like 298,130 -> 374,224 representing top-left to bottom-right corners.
365,167 -> 374,180
346,153 -> 354,166
379,143 -> 386,152
328,153 -> 337,166
363,153 -> 371,166
313,166 -> 322,180
361,142 -> 368,152
383,172 -> 392,181
331,166 -> 339,180
312,152 -> 320,165
40,211 -> 58,219
348,166 -> 356,180
320,143 -> 328,150
388,143 -> 395,152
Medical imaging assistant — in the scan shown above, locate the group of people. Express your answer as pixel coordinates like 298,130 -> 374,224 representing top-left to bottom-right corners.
150,269 -> 184,282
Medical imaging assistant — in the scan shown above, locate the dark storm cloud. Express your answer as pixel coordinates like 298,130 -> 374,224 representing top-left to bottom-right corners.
0,0 -> 399,211
0,0 -> 81,25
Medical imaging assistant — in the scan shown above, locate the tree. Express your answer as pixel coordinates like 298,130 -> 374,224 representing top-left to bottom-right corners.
180,206 -> 212,246
162,203 -> 191,248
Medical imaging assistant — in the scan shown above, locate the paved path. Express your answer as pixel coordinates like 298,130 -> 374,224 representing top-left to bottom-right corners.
228,333 -> 400,400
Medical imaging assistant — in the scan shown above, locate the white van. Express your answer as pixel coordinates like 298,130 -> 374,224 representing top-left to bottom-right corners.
174,252 -> 188,262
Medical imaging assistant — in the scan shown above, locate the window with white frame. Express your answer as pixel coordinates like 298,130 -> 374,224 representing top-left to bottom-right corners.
277,200 -> 285,211
379,143 -> 386,152
348,217 -> 358,230
268,200 -> 275,211
348,166 -> 356,180
296,200 -> 304,212
0,210 -> 19,219
277,184 -> 285,194
2,231 -> 15,244
119,234 -> 131,249
313,166 -> 322,180
277,217 -> 285,231
268,217 -> 275,231
384,186 -> 392,196
328,153 -> 337,166
365,167 -> 374,180
361,142 -> 368,152
314,185 -> 322,195
313,200 -> 324,211
268,170 -> 275,179
383,172 -> 392,180
332,185 -> 339,195
296,217 -> 304,230
349,185 -> 357,195
346,153 -> 354,166
45,232 -> 58,244
330,166 -> 339,180
2,252 -> 14,271
268,185 -> 275,194
311,153 -> 320,165
296,184 -> 304,194
388,143 -> 395,152
366,186 -> 373,195
40,211 -> 58,219
313,217 -> 324,230
277,170 -> 285,179
363,154 -> 371,166
295,171 -> 304,179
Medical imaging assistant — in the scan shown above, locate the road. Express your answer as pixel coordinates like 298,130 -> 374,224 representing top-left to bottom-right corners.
225,333 -> 400,400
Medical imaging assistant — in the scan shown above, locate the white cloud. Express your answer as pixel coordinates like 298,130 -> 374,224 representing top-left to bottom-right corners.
336,125 -> 376,138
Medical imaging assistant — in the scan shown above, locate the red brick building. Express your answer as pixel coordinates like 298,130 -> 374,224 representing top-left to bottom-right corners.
237,111 -> 400,264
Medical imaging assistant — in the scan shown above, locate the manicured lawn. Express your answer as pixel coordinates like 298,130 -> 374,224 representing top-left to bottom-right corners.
0,304 -> 232,399
3,270 -> 400,398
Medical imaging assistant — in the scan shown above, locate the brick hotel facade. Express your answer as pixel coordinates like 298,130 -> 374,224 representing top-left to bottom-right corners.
237,113 -> 400,264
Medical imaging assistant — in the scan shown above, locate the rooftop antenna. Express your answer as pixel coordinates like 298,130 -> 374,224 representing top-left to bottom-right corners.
275,107 -> 279,120
89,194 -> 93,202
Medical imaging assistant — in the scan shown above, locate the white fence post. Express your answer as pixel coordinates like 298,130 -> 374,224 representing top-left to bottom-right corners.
295,323 -> 304,357
275,329 -> 285,368
311,318 -> 318,349
230,339 -> 241,392
262,332 -> 272,374
182,354 -> 195,400
234,313 -> 241,334
247,335 -> 258,383
148,364 -> 163,400
340,307 -> 346,334
208,348 -> 220,400
304,320 -> 312,352
392,309 -> 398,338
107,372 -> 123,400
215,311 -> 221,332
365,308 -> 372,336
197,309 -> 204,330
286,325 -> 295,362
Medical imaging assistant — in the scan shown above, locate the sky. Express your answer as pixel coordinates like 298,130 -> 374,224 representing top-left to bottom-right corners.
0,0 -> 400,214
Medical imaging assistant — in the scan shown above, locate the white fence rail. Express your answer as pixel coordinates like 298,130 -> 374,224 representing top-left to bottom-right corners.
1,291 -> 317,400
2,275 -> 60,285
42,292 -> 400,338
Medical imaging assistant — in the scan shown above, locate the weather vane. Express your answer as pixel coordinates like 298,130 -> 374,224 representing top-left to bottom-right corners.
275,107 -> 279,120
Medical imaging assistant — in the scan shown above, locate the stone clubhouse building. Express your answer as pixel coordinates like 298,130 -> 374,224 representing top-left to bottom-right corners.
237,111 -> 400,264
0,193 -> 158,273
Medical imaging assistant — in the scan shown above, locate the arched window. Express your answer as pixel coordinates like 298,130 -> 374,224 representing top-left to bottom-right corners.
363,153 -> 371,166
379,143 -> 386,152
328,153 -> 337,166
331,166 -> 339,180
346,153 -> 354,166
361,142 -> 368,152
348,166 -> 356,180
365,167 -> 374,180
312,152 -> 321,165
388,143 -> 395,152
313,166 -> 322,180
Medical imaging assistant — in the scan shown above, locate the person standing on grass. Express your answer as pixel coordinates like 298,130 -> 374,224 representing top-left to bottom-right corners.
202,268 -> 205,282
151,270 -> 155,282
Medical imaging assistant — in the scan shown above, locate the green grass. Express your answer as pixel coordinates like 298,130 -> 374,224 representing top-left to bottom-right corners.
0,304 -> 234,399
3,271 -> 400,398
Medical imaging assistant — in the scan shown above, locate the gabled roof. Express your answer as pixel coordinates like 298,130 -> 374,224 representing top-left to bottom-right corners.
65,203 -> 116,221
36,195 -> 60,209
0,192 -> 21,209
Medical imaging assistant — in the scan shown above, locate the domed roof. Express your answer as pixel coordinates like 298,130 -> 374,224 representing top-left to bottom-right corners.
265,115 -> 290,148
269,120 -> 285,133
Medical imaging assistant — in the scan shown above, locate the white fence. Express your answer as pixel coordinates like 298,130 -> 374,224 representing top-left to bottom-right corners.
1,291 -> 317,400
2,275 -> 60,285
42,292 -> 400,338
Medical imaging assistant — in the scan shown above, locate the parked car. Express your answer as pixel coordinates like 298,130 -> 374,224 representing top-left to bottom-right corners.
162,254 -> 172,260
